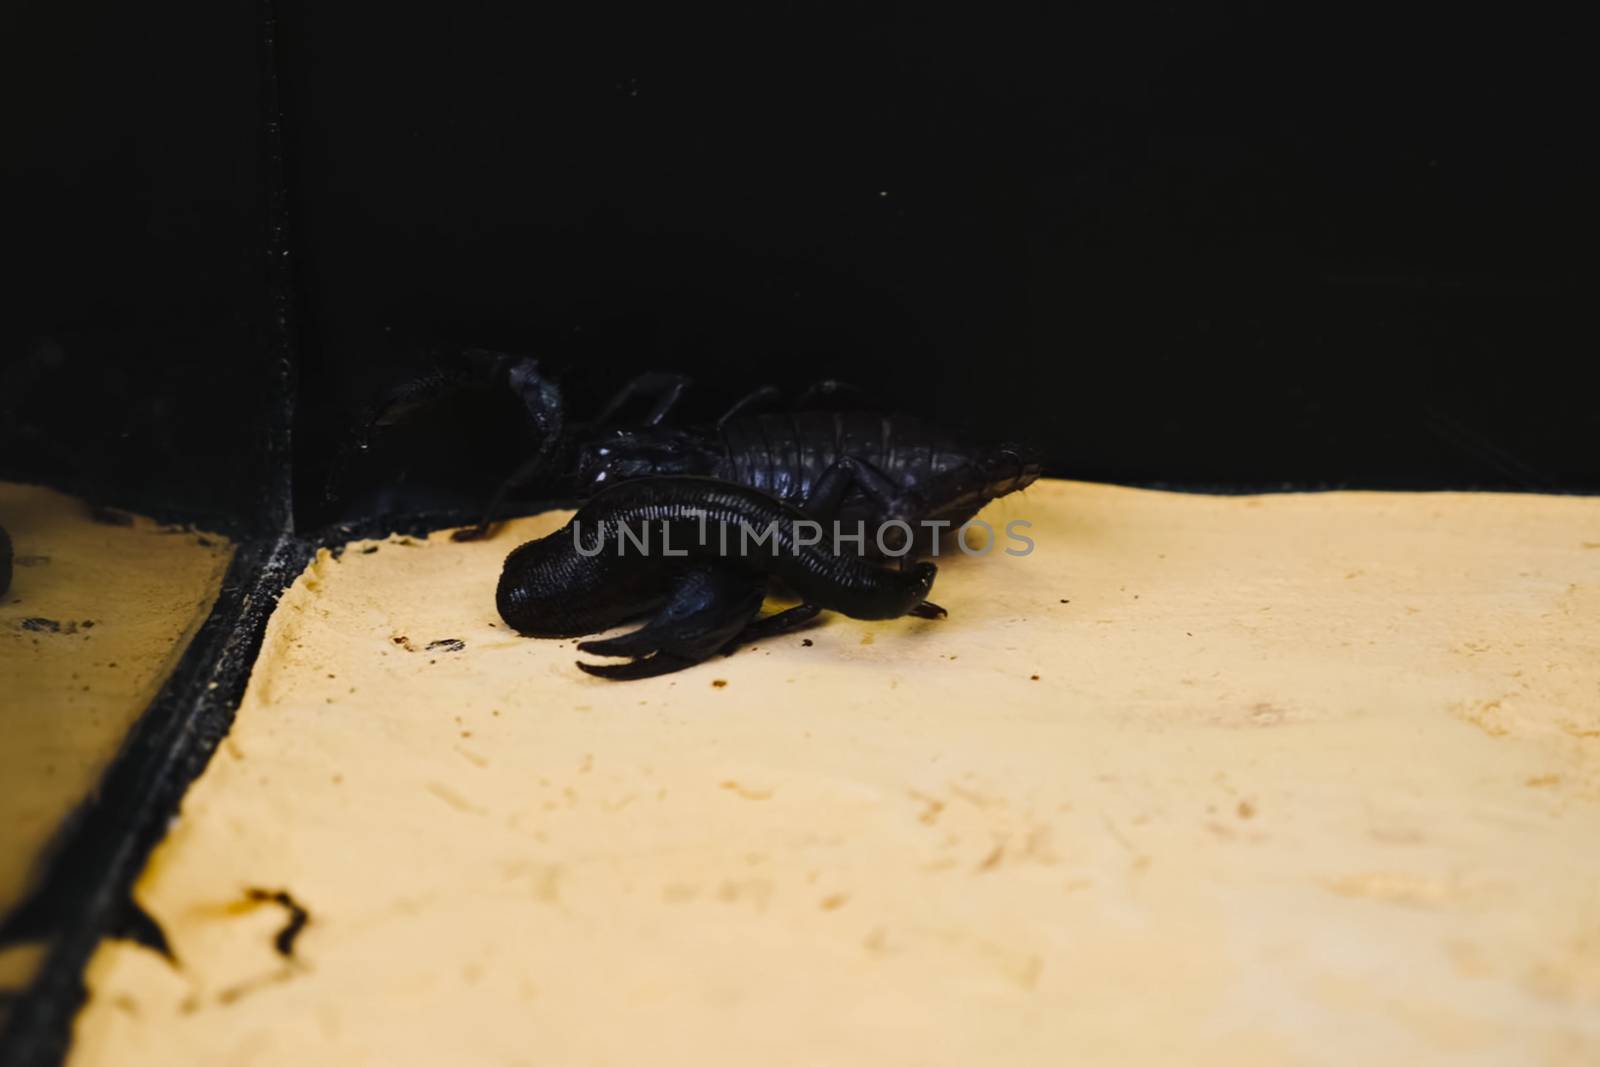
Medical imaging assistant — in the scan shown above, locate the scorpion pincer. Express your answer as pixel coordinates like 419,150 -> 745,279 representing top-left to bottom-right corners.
496,476 -> 942,680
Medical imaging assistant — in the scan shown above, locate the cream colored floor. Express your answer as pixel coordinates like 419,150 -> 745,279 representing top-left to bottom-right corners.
69,481 -> 1600,1065
0,483 -> 233,1005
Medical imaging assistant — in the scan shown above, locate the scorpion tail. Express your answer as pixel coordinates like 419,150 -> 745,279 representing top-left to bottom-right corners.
452,359 -> 567,541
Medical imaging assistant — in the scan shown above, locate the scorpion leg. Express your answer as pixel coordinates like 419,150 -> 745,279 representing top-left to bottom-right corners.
738,603 -> 822,641
803,446 -> 1042,563
697,461 -> 902,629
804,455 -> 926,525
718,380 -> 866,428
692,456 -> 939,658
593,372 -> 692,427
801,457 -> 945,608
576,565 -> 765,679
716,385 -> 783,428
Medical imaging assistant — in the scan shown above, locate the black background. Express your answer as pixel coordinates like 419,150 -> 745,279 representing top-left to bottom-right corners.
4,2 -> 1595,534
3,1 -> 277,529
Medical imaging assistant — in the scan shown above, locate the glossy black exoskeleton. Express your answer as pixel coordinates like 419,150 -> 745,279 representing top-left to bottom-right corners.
497,476 -> 946,679
335,352 -> 1043,678
335,354 -> 1041,549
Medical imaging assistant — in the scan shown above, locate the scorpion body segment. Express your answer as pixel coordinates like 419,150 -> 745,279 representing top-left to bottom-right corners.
575,411 -> 1040,557
334,354 -> 1042,548
720,411 -> 1038,531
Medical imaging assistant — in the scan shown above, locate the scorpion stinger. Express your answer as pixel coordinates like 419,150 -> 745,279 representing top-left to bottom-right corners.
324,347 -> 560,511
451,358 -> 569,541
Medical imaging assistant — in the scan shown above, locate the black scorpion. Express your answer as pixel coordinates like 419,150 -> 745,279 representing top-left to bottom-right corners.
337,351 -> 1042,678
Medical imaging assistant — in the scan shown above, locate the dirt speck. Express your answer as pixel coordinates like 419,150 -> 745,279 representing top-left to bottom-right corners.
910,791 -> 945,825
711,678 -> 728,688
1248,702 -> 1286,726
242,888 -> 311,958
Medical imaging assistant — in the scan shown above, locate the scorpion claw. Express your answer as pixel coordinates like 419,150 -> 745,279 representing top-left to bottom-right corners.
575,654 -> 699,681
909,601 -> 947,619
571,565 -> 766,680
575,629 -> 668,659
